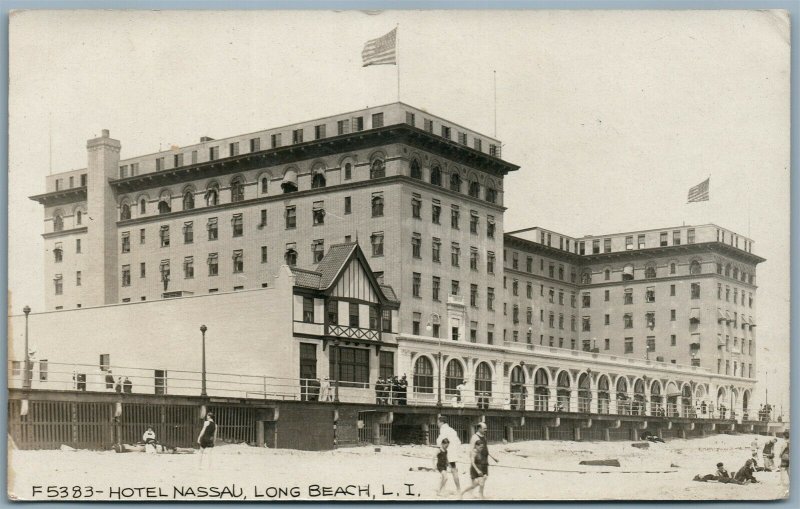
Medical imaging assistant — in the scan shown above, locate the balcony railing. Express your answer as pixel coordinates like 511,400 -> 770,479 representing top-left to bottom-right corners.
326,324 -> 380,341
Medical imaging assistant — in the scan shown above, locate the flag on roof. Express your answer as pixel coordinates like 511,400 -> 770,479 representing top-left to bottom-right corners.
362,28 -> 397,67
687,178 -> 710,203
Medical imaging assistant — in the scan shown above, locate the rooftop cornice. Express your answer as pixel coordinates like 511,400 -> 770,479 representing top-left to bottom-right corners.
108,124 -> 519,194
580,242 -> 765,266
29,186 -> 87,206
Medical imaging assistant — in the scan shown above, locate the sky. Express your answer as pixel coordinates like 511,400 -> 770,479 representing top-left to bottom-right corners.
7,10 -> 791,412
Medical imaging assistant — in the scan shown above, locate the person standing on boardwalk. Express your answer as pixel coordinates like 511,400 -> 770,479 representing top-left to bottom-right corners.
461,422 -> 498,499
436,416 -> 462,492
197,412 -> 217,469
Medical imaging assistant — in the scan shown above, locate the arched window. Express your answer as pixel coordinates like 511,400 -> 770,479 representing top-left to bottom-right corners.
556,372 -> 571,411
690,260 -> 701,275
510,366 -> 526,410
645,265 -> 656,278
633,379 -> 646,416
284,248 -> 298,266
183,191 -> 194,211
670,263 -> 676,274
650,381 -> 663,415
474,362 -> 492,408
120,204 -> 131,221
468,179 -> 480,198
597,376 -> 610,414
344,162 -> 352,180
230,177 -> 245,203
578,373 -> 591,413
205,188 -> 218,206
449,172 -> 461,193
444,360 -> 464,396
158,200 -> 171,214
622,264 -> 634,281
53,213 -> 64,232
604,269 -> 611,281
413,357 -> 434,394
682,385 -> 693,415
581,272 -> 592,284
139,199 -> 147,215
76,211 -> 82,225
430,165 -> 442,186
410,160 -> 422,179
485,183 -> 497,204
261,177 -> 269,194
732,267 -> 739,279
311,172 -> 326,189
370,159 -> 385,179
534,369 -> 549,411
725,263 -> 731,277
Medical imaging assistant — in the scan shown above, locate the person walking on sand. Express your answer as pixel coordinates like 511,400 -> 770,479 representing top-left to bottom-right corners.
461,422 -> 498,499
436,416 -> 462,492
763,438 -> 778,471
435,438 -> 452,496
197,412 -> 217,469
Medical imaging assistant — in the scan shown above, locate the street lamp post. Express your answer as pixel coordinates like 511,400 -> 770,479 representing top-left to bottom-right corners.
426,313 -> 442,407
199,325 -> 207,396
332,339 -> 340,403
23,306 -> 31,389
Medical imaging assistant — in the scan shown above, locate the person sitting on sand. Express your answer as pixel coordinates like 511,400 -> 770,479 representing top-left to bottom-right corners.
693,462 -> 742,484
734,459 -> 759,484
143,426 -> 158,454
640,431 -> 665,443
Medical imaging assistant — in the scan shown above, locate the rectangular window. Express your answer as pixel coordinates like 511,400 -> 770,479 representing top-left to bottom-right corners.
231,214 -> 243,236
349,303 -> 360,327
271,133 -> 282,148
209,146 -> 219,161
660,232 -> 668,246
412,272 -> 421,298
155,157 -> 164,171
208,253 -> 219,276
331,346 -> 370,386
592,239 -> 600,254
140,262 -> 146,278
441,125 -> 451,139
604,238 -> 611,253
303,297 -> 315,323
344,196 -> 352,214
637,234 -> 646,249
372,192 -> 384,217
337,119 -> 350,135
327,300 -> 339,325
250,137 -> 261,152
450,206 -> 460,229
457,131 -> 467,145
625,236 -> 633,250
53,274 -> 62,295
412,312 -> 421,335
671,334 -> 677,346
486,251 -> 495,273
670,284 -> 676,296
691,283 -> 701,299
229,142 -> 240,156
411,194 -> 421,218
424,118 -> 433,132
469,211 -> 478,234
582,316 -> 591,332
371,232 -> 384,257
369,306 -> 379,330
432,201 -> 441,224
75,239 -> 81,253
310,239 -> 324,263
432,238 -> 441,263
183,256 -> 194,278
687,228 -> 696,244
312,201 -> 325,225
432,276 -> 441,301
624,313 -> 633,328
645,286 -> 655,303
673,230 -> 681,245
121,232 -> 130,253
451,242 -> 460,266
314,124 -> 326,140
121,265 -> 131,286
487,287 -> 495,310
261,245 -> 268,263
76,270 -> 81,286
183,221 -> 194,243
624,337 -> 634,354
604,289 -> 610,302
624,288 -> 633,305
285,206 -> 296,229
451,280 -> 460,296
292,128 -> 304,144
582,292 -> 591,308
379,351 -> 394,379
671,309 -> 676,321
352,116 -> 364,132
647,336 -> 656,353
405,111 -> 415,126
207,217 -> 218,240
469,247 -> 479,271
372,113 -> 384,128
232,250 -> 243,273
120,165 -> 128,178
159,225 -> 170,247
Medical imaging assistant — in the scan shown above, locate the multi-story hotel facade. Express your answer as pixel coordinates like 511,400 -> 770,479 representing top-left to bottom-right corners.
21,102 -> 764,422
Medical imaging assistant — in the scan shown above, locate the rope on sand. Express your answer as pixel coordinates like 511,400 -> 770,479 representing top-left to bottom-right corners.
395,451 -> 678,475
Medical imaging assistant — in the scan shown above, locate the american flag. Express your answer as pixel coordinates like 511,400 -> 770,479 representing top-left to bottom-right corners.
362,28 -> 397,67
687,178 -> 710,203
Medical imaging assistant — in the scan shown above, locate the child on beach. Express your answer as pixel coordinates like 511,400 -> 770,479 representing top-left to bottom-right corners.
435,438 -> 451,496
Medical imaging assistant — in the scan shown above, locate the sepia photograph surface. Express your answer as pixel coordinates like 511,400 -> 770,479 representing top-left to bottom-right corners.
6,9 -> 791,501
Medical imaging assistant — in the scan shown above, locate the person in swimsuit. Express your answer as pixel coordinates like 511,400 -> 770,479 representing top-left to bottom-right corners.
197,412 -> 217,468
461,422 -> 498,499
435,438 -> 451,496
142,426 -> 157,454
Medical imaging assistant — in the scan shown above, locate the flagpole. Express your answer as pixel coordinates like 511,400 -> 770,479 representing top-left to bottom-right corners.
493,70 -> 497,137
396,24 -> 400,102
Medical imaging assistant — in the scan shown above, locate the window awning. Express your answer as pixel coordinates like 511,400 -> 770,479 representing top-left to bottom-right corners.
690,308 -> 701,321
749,316 -> 756,327
740,316 -> 749,326
725,310 -> 732,322
282,169 -> 298,186
487,216 -> 495,225
622,265 -> 634,277
717,309 -> 726,322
